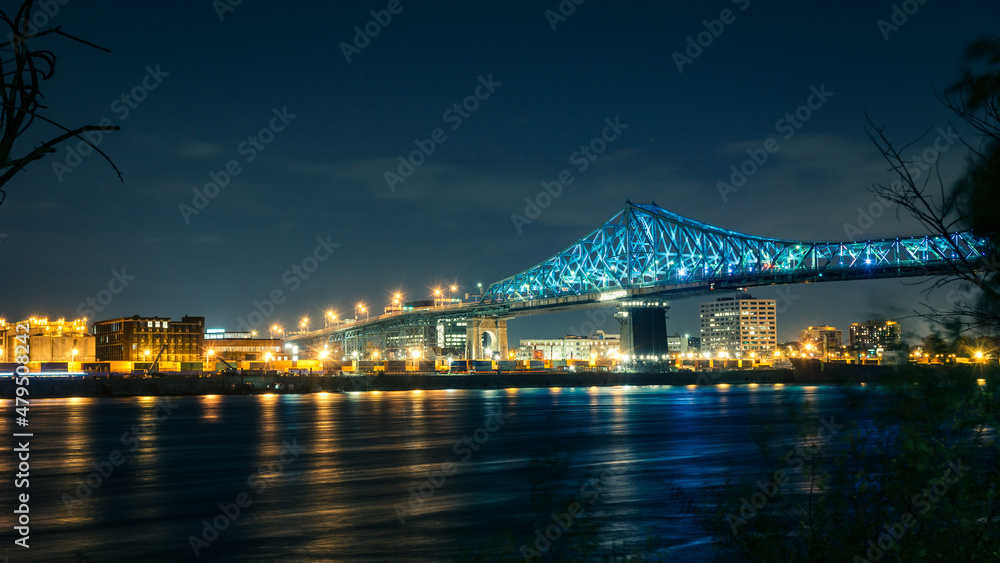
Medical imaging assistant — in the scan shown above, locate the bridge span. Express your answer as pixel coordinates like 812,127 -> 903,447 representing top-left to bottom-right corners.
287,201 -> 990,361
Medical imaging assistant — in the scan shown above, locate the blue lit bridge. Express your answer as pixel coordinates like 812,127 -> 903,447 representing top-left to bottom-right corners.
287,201 -> 991,361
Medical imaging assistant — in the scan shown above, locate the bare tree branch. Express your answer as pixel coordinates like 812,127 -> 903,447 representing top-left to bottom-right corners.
864,37 -> 1000,336
0,0 -> 120,208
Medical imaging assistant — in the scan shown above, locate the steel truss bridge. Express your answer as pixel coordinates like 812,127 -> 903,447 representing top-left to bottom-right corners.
288,201 -> 991,360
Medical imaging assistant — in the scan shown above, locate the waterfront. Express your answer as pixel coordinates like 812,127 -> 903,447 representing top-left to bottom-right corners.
0,385 -> 888,561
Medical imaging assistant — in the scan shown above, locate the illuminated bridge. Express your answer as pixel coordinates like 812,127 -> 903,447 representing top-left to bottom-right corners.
288,201 -> 991,361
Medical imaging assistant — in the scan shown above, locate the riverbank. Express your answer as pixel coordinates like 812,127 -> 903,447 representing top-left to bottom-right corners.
3,361 -> 964,398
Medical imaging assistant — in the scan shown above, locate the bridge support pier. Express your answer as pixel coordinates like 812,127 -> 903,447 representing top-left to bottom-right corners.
617,304 -> 670,360
466,317 -> 508,360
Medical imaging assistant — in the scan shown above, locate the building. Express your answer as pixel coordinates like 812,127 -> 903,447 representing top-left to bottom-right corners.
667,333 -> 699,355
849,320 -> 902,353
93,315 -> 205,362
699,292 -> 777,357
204,329 -> 283,362
799,326 -> 843,350
519,331 -> 620,361
0,317 -> 95,362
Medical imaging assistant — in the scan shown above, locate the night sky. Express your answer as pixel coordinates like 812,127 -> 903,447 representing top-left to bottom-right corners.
3,0 -> 998,345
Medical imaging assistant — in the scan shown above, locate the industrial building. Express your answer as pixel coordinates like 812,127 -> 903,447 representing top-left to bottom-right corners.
204,329 -> 284,362
0,317 -> 95,362
519,331 -> 620,361
93,315 -> 205,362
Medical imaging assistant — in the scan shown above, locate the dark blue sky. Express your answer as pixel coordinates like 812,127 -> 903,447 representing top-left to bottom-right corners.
4,0 -> 998,344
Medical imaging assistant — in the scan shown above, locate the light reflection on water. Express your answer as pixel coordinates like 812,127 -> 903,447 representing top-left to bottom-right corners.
0,385 -> 877,562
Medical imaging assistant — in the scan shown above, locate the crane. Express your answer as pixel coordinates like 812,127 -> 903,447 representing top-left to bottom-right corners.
203,346 -> 238,375
145,344 -> 167,377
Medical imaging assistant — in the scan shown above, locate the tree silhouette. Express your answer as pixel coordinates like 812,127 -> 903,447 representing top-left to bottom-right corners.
0,0 -> 120,207
866,36 -> 1000,335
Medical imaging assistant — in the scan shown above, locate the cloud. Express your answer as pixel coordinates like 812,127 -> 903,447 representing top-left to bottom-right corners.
176,142 -> 228,160
262,130 -> 965,248
196,234 -> 224,245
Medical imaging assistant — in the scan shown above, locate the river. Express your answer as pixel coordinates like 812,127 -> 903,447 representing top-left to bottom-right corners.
0,384 -> 880,561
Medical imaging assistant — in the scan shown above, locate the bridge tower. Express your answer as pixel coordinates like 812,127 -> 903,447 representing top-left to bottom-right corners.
617,301 -> 670,360
466,317 -> 508,360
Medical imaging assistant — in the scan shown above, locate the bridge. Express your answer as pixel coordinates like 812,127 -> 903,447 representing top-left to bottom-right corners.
287,201 -> 990,361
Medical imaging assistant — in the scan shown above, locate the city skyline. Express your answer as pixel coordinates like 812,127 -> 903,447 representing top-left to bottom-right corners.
3,1 -> 996,345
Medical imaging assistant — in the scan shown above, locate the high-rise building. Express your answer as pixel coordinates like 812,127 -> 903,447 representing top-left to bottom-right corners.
94,315 -> 205,362
799,326 -> 843,349
0,317 -> 95,362
700,292 -> 777,357
849,320 -> 901,352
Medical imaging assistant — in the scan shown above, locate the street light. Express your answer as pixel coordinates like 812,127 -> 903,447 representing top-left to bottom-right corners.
270,324 -> 283,339
301,317 -> 309,332
356,302 -> 368,321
